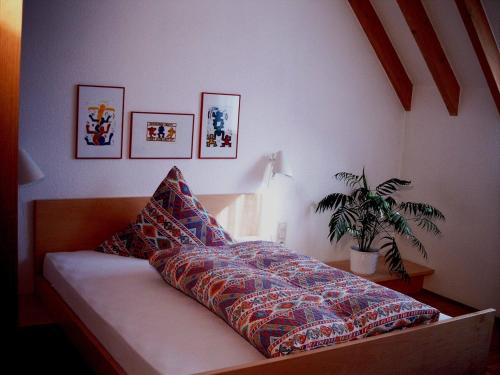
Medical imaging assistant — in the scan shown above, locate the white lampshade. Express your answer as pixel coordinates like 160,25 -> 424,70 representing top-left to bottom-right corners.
272,150 -> 293,178
19,148 -> 45,185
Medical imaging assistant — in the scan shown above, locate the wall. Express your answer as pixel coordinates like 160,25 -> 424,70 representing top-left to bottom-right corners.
370,0 -> 500,315
18,0 -> 405,293
400,85 -> 500,314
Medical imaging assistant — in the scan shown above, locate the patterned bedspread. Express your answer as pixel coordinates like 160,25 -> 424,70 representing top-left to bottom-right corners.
149,241 -> 439,358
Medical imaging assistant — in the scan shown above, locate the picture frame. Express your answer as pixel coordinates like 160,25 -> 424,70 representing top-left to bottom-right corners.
199,92 -> 241,159
75,84 -> 125,159
129,112 -> 194,159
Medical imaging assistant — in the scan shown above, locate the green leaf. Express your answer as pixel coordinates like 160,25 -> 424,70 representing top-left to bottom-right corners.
327,206 -> 358,242
316,193 -> 350,213
376,178 -> 411,196
388,212 -> 412,236
409,235 -> 428,259
415,217 -> 442,236
361,168 -> 368,190
399,202 -> 445,220
335,172 -> 362,187
385,196 -> 396,208
351,186 -> 369,202
381,236 -> 409,280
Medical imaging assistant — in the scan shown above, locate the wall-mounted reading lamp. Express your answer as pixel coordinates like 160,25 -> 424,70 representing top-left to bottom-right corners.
19,148 -> 45,185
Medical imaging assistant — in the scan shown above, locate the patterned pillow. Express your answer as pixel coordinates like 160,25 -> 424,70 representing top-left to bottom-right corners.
96,166 -> 233,259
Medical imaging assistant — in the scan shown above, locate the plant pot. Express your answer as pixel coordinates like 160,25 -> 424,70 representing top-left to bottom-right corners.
350,246 -> 379,275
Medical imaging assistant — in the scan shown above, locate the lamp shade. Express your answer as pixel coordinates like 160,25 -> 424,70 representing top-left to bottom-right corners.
272,150 -> 293,178
19,148 -> 44,185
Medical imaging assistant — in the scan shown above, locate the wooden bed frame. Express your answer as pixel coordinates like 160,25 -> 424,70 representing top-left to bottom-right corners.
34,197 -> 495,375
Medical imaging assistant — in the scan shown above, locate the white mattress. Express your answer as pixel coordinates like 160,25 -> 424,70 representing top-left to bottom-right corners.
43,251 -> 264,375
44,251 -> 451,374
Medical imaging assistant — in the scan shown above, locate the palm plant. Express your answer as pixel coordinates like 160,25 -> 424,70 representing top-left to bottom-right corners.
316,169 -> 445,279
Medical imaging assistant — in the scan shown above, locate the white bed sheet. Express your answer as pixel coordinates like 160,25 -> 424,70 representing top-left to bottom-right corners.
44,251 -> 451,375
44,251 -> 264,375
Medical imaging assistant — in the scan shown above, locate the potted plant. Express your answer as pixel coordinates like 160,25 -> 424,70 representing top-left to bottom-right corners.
316,169 -> 444,278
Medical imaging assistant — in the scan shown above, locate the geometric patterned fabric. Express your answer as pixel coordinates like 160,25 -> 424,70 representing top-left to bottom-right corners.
150,241 -> 440,358
96,166 -> 233,259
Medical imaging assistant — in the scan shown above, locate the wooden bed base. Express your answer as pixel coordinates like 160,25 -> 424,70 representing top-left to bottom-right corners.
36,276 -> 126,374
34,197 -> 495,374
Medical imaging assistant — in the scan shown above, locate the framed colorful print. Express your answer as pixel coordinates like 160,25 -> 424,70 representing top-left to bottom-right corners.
199,92 -> 241,159
129,112 -> 194,159
75,84 -> 125,159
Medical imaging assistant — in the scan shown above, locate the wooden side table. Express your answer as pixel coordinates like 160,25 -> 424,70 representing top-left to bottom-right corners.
326,258 -> 434,295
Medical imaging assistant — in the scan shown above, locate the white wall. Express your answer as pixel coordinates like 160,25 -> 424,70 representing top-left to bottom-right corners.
19,0 -> 405,293
371,0 -> 500,314
400,85 -> 500,314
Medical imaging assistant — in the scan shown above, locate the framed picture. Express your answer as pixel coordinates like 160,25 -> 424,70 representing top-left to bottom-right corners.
76,84 -> 125,159
129,112 -> 194,159
199,92 -> 241,159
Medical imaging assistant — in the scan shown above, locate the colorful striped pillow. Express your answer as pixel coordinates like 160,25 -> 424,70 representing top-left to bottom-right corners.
96,166 -> 233,258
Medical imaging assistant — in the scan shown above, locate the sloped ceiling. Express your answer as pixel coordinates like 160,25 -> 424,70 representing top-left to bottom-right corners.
483,0 -> 500,48
371,0 -> 487,88
362,0 -> 500,115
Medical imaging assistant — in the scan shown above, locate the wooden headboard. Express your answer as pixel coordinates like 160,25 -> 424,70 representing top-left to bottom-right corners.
34,194 -> 260,275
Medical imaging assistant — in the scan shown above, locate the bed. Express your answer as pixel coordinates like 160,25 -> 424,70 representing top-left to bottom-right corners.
34,196 -> 495,374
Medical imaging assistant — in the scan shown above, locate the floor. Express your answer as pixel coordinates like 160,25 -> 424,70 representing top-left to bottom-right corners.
16,324 -> 93,374
18,292 -> 499,374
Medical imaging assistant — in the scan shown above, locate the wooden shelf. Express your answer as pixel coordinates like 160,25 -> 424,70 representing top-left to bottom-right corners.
326,258 -> 434,295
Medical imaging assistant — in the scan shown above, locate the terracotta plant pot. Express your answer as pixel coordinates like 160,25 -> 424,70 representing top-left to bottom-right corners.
350,246 -> 379,275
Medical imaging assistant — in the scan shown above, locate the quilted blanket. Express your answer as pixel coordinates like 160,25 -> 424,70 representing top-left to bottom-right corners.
149,241 -> 439,358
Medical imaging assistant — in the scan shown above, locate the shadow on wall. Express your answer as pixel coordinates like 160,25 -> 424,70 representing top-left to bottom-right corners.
18,200 -> 35,293
237,154 -> 270,191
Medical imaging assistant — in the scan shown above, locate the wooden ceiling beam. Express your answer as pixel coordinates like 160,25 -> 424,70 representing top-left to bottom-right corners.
397,0 -> 461,116
348,0 -> 413,111
455,0 -> 500,114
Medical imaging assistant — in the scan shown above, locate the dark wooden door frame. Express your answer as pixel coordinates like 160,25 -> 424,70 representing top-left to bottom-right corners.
0,0 -> 23,335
